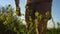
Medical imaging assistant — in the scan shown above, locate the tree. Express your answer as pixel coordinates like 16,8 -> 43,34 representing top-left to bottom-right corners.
14,0 -> 21,16
25,0 -> 52,34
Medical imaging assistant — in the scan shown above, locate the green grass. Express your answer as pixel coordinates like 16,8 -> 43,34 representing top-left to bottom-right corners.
46,29 -> 60,34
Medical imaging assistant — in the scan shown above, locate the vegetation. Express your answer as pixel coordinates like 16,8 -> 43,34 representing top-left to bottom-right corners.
0,4 -> 60,34
0,4 -> 27,34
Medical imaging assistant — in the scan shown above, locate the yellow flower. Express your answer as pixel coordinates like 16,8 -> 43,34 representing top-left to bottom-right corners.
45,11 -> 50,17
35,11 -> 39,17
39,14 -> 42,20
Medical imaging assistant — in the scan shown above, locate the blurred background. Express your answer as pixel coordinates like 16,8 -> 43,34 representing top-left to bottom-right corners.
0,0 -> 60,34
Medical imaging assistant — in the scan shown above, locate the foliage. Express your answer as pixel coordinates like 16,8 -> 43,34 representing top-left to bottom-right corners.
0,4 -> 60,34
46,29 -> 60,34
0,4 -> 27,34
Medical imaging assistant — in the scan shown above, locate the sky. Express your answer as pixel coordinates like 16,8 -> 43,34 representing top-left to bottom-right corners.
0,0 -> 60,28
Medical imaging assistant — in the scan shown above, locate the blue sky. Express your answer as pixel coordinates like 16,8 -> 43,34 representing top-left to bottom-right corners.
0,0 -> 60,28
